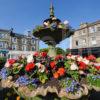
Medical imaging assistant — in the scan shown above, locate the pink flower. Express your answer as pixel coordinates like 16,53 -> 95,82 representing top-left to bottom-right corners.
5,59 -> 16,68
66,54 -> 72,59
33,52 -> 39,57
8,59 -> 16,64
5,61 -> 11,68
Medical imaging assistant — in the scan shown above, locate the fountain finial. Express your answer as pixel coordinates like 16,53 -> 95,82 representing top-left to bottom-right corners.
50,0 -> 54,18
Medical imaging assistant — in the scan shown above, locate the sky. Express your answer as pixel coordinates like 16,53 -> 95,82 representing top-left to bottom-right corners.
0,0 -> 100,50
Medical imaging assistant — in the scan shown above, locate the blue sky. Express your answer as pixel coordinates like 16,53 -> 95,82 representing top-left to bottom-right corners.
0,0 -> 100,50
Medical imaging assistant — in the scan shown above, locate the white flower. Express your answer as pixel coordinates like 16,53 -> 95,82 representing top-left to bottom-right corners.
43,22 -> 49,26
35,63 -> 41,68
21,54 -> 25,59
64,20 -> 69,25
79,70 -> 85,75
36,63 -> 45,73
77,56 -> 83,62
82,58 -> 89,65
67,55 -> 71,59
27,54 -> 34,63
71,55 -> 76,60
70,63 -> 78,70
18,64 -> 24,68
5,61 -> 10,68
93,63 -> 100,66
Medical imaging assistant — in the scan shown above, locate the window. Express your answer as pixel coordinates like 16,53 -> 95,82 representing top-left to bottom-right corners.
81,29 -> 86,35
32,46 -> 35,51
78,31 -> 81,35
76,41 -> 78,46
89,26 -> 96,33
91,37 -> 96,45
12,37 -> 17,43
22,45 -> 27,51
12,45 -> 17,50
22,38 -> 27,44
31,39 -> 35,44
0,33 -> 5,38
0,42 -> 4,48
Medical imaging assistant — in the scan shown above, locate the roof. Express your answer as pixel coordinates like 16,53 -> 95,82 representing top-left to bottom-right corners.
75,20 -> 100,31
0,29 -> 10,32
0,28 -> 32,38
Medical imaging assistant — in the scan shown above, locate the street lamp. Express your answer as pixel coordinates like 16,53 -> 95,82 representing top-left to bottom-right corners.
9,28 -> 14,50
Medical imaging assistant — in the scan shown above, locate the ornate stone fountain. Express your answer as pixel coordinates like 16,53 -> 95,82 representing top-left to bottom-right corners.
33,2 -> 74,57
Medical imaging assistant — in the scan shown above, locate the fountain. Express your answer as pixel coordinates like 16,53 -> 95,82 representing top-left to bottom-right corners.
33,2 -> 74,57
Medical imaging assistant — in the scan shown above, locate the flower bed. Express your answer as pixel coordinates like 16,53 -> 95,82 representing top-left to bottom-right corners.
0,52 -> 100,99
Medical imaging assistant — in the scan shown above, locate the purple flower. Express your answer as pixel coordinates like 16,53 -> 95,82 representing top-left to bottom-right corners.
15,76 -> 30,86
0,67 -> 8,79
65,78 -> 80,93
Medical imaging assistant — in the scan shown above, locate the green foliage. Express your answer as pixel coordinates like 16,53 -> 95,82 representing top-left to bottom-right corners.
87,75 -> 100,87
39,47 -> 65,55
60,79 -> 68,88
39,73 -> 48,84
0,57 -> 7,68
66,49 -> 71,55
39,48 -> 48,52
33,25 -> 44,33
0,57 -> 6,63
68,70 -> 79,80
96,57 -> 100,63
64,61 -> 71,69
59,23 -> 67,29
64,61 -> 79,80
56,47 -> 65,55
88,66 -> 97,74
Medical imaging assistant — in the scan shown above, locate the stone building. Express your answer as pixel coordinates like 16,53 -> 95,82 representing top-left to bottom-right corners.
71,20 -> 100,49
70,20 -> 100,57
0,29 -> 39,52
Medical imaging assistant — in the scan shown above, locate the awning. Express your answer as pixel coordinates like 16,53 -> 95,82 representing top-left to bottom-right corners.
0,49 -> 9,53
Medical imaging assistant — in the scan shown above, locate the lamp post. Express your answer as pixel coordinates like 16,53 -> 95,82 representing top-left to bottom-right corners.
9,28 -> 14,50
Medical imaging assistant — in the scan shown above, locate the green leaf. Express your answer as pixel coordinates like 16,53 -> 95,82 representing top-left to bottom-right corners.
64,61 -> 71,69
39,73 -> 48,83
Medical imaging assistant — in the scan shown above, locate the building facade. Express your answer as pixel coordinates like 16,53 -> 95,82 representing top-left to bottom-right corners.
71,20 -> 100,49
0,29 -> 39,52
